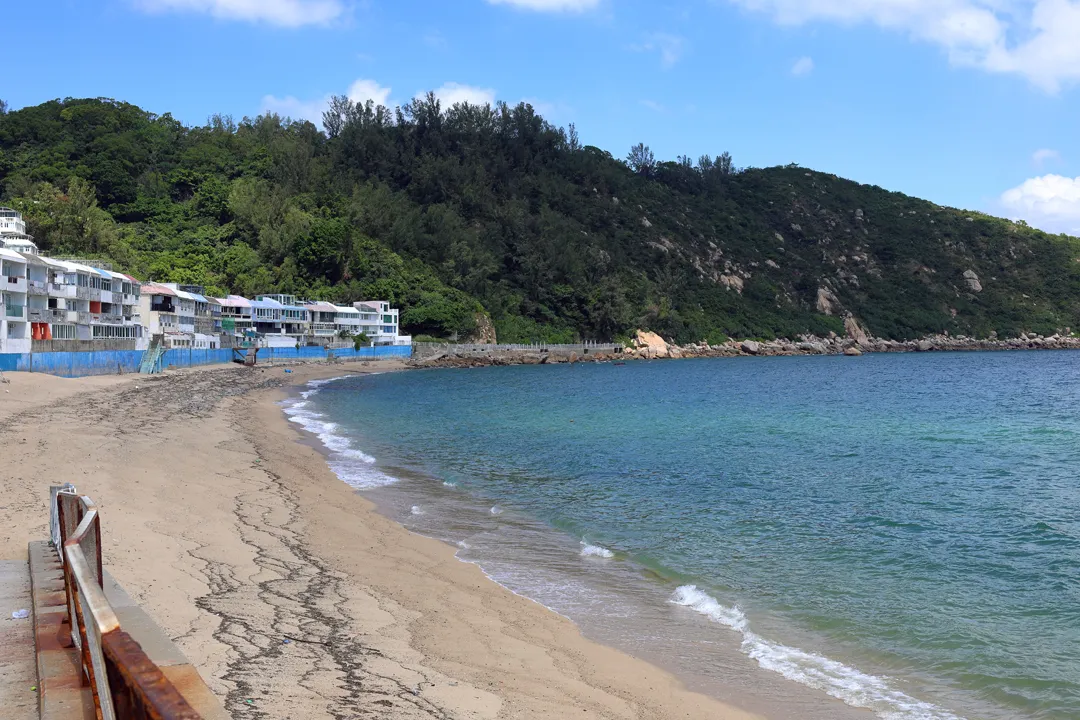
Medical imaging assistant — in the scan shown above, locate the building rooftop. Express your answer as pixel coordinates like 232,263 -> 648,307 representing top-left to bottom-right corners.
220,295 -> 252,308
142,283 -> 177,297
303,301 -> 339,312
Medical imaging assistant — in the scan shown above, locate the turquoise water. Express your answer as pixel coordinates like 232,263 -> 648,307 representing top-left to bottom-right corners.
285,353 -> 1080,719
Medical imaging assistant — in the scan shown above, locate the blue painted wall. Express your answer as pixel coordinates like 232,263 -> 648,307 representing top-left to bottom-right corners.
0,345 -> 413,378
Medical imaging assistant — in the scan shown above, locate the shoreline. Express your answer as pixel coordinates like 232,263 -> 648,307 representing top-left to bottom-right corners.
0,362 -> 768,719
275,370 -> 887,719
248,364 -> 773,719
410,332 -> 1080,368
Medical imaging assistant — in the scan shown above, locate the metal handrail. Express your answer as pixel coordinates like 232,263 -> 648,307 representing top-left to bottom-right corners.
54,489 -> 202,720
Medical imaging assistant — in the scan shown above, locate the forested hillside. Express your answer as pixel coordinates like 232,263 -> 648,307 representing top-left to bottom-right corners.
1,96 -> 1078,343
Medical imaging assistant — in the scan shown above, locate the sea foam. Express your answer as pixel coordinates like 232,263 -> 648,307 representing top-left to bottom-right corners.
282,379 -> 396,490
580,541 -> 615,559
670,586 -> 964,720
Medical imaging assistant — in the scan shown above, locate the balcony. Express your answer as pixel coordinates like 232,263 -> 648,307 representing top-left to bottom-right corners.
27,279 -> 48,296
4,275 -> 27,293
49,283 -> 78,298
311,323 -> 338,336
5,304 -> 26,320
150,302 -> 177,313
76,286 -> 91,300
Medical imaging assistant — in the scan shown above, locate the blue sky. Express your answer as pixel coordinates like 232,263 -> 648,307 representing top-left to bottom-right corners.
8,0 -> 1080,233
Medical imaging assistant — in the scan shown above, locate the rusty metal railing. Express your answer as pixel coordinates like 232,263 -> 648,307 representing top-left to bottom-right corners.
54,487 -> 203,720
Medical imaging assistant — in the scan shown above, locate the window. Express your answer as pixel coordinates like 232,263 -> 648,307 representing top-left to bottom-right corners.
50,324 -> 77,340
92,325 -> 139,339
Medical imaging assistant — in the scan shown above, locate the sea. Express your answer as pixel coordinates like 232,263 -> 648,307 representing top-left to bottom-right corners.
281,352 -> 1080,720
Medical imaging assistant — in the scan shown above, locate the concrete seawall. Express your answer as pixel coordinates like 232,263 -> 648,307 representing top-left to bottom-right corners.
0,345 -> 413,378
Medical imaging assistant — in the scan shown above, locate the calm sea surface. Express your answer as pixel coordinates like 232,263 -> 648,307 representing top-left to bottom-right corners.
284,352 -> 1080,720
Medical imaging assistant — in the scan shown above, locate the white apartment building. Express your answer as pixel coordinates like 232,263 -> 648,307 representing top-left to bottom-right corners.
334,305 -> 362,336
353,301 -> 411,346
0,206 -> 38,255
251,295 -> 310,347
303,301 -> 340,342
1,248 -> 29,353
0,207 -> 146,353
217,295 -> 253,339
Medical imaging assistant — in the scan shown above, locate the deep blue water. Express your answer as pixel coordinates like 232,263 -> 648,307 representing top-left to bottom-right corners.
285,352 -> 1080,719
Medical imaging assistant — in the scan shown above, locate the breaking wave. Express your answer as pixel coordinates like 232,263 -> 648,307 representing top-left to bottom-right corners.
580,541 -> 615,559
282,378 -> 396,490
670,586 -> 964,720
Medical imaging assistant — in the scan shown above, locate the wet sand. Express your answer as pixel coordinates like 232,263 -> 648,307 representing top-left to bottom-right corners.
0,361 -> 766,719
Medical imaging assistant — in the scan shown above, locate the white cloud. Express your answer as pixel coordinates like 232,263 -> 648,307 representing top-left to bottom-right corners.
134,0 -> 345,27
727,0 -> 1080,92
1033,148 -> 1061,166
425,83 -> 497,107
640,99 -> 667,112
347,79 -> 392,107
484,0 -> 600,11
791,56 -> 814,76
261,78 -> 392,125
1000,174 -> 1080,233
260,95 -> 328,124
632,33 -> 687,69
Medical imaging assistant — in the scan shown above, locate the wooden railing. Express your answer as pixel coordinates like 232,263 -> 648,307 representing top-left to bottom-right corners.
54,488 -> 202,720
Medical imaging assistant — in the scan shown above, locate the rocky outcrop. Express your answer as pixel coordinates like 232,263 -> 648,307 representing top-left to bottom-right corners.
720,274 -> 744,293
816,287 -> 840,315
844,346 -> 863,356
741,340 -> 761,355
633,330 -> 671,359
467,313 -> 498,344
963,270 -> 983,292
844,316 -> 870,347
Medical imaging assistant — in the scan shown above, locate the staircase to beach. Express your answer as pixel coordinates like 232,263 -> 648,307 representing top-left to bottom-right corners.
139,336 -> 166,375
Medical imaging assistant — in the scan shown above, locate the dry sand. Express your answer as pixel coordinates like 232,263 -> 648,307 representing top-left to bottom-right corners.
0,361 -> 763,719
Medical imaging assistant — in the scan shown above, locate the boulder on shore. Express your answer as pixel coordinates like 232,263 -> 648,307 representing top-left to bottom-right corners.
741,340 -> 761,355
634,330 -> 671,358
843,346 -> 863,357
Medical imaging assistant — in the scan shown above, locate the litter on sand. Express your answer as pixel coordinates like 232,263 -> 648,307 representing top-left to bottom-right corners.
11,609 -> 29,619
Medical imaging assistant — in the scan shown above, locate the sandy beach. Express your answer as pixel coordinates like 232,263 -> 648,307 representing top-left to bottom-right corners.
0,361 -> 764,720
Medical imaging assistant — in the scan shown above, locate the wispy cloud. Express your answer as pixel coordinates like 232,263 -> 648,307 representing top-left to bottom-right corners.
640,99 -> 667,113
728,0 -> 1080,92
484,0 -> 600,11
791,56 -> 814,76
1033,148 -> 1061,167
632,32 -> 687,69
521,97 -> 573,120
134,0 -> 345,27
1000,174 -> 1080,233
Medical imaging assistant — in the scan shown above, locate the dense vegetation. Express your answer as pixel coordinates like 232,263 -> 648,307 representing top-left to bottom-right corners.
1,96 -> 1078,342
